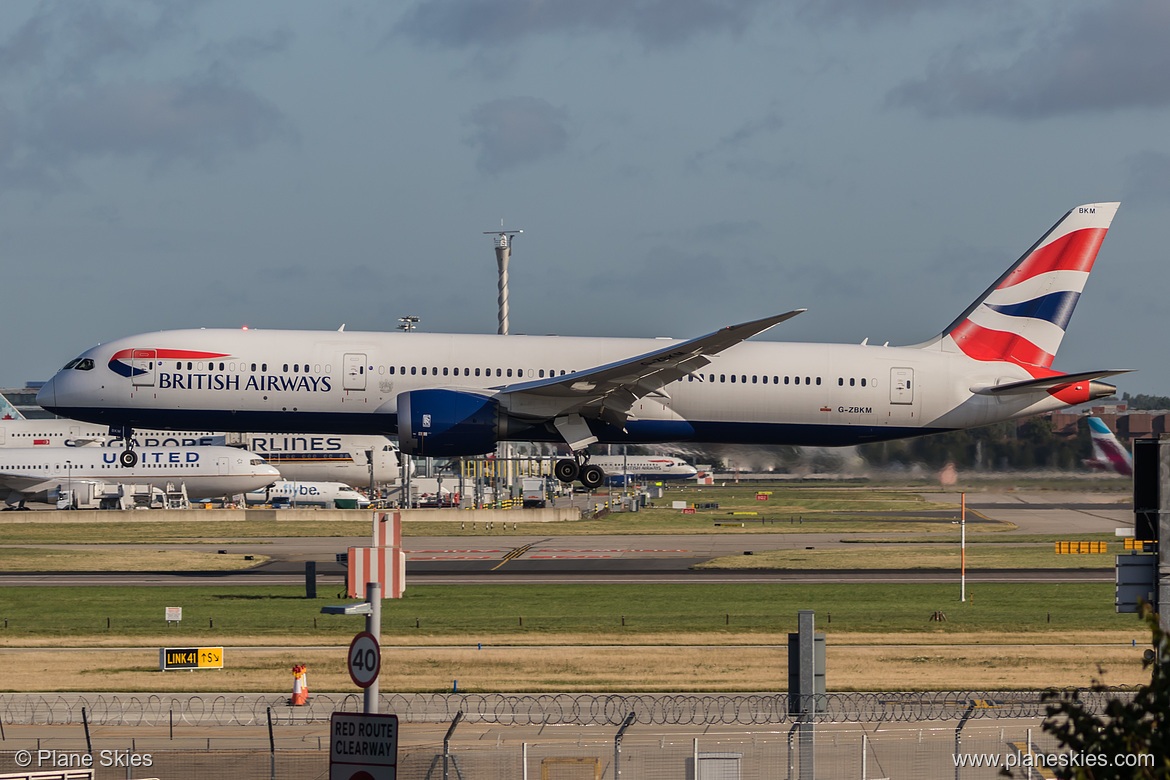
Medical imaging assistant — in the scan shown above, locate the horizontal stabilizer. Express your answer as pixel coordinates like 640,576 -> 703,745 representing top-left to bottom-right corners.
970,369 -> 1132,396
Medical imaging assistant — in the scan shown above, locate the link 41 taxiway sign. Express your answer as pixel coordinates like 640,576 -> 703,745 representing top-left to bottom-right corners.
330,712 -> 398,780
348,631 -> 381,689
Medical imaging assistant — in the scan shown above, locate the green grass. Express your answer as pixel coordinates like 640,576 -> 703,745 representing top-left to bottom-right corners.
696,545 -> 1114,570
0,582 -> 1133,641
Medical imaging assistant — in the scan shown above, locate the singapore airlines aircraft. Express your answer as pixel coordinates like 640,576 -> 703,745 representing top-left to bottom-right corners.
0,446 -> 280,508
38,203 -> 1128,489
0,407 -> 402,487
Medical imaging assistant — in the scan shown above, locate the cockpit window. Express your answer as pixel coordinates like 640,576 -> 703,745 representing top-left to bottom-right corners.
62,358 -> 80,370
249,458 -> 265,466
74,359 -> 95,371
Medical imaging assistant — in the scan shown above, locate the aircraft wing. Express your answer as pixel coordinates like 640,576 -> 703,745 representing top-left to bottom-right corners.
969,369 -> 1132,396
0,472 -> 54,495
498,311 -> 805,434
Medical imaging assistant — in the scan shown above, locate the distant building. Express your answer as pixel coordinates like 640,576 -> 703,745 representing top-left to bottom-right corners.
0,383 -> 55,419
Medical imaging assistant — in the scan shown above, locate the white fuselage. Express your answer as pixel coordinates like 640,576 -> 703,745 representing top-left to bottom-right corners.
0,445 -> 280,503
0,419 -> 400,487
243,480 -> 371,508
588,456 -> 698,480
37,328 -> 1094,448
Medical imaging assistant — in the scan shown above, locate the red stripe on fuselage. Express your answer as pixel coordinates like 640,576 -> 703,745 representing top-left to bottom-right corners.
111,348 -> 231,361
948,321 -> 1055,369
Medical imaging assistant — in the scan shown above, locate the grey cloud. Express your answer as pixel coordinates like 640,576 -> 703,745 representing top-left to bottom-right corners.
466,97 -> 569,174
29,71 -> 292,170
0,1 -> 201,85
1124,151 -> 1170,204
689,107 -> 784,173
396,0 -> 766,49
888,0 -> 1170,118
797,0 -> 972,26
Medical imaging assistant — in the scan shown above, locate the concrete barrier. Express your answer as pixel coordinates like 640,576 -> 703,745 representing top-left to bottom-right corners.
0,507 -> 580,524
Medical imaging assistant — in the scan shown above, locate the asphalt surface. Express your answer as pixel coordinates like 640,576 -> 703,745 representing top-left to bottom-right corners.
0,489 -> 1132,586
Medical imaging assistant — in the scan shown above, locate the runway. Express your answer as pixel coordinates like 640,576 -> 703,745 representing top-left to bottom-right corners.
0,489 -> 1129,586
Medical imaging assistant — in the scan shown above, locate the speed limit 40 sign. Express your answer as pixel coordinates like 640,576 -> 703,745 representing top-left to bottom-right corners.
348,631 -> 381,689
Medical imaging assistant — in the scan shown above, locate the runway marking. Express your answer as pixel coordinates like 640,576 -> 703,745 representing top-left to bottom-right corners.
407,556 -> 494,560
530,555 -> 614,559
491,543 -> 535,571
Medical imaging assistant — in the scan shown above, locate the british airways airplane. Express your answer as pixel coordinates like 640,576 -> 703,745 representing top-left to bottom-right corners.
38,203 -> 1128,490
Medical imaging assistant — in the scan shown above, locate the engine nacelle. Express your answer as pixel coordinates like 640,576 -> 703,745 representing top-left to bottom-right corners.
397,389 -> 501,457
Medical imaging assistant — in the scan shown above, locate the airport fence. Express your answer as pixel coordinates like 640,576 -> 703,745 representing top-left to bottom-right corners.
0,722 -> 1114,780
0,688 -> 1135,727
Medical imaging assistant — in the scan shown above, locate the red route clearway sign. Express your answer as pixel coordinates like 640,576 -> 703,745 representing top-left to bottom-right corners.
330,712 -> 398,780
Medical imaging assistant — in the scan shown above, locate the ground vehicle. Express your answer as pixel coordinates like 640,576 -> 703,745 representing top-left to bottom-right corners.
522,478 -> 547,508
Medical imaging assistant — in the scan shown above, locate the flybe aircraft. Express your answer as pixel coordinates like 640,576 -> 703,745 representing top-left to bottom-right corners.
38,203 -> 1128,490
0,446 -> 280,508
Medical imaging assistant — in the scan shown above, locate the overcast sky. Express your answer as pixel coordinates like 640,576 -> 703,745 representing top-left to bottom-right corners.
2,0 -> 1168,398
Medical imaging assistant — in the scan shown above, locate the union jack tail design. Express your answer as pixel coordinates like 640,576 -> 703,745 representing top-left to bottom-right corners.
934,203 -> 1119,369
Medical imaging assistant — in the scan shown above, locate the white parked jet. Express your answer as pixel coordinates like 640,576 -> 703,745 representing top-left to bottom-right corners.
38,204 -> 1129,490
587,455 -> 698,484
0,406 -> 402,487
0,446 -> 280,508
244,480 -> 371,508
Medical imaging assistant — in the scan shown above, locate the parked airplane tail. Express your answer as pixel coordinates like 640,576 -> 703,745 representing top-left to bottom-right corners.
1084,416 -> 1133,476
0,394 -> 24,421
923,203 -> 1119,370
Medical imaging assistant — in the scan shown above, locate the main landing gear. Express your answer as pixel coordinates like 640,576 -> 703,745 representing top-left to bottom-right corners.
554,454 -> 605,491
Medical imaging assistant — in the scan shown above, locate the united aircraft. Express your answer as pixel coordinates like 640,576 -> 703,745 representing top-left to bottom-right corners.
0,406 -> 402,487
0,446 -> 279,508
38,203 -> 1128,489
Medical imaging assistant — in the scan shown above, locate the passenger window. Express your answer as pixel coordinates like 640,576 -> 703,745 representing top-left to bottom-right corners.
411,367 -> 417,375
730,375 -> 736,383
816,377 -> 821,385
496,369 -> 502,377
443,368 -> 449,376
422,367 -> 427,375
861,378 -> 866,387
507,369 -> 513,377
475,368 -> 481,377
850,378 -> 855,386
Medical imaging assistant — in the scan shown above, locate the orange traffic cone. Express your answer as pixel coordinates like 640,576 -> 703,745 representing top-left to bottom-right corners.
291,664 -> 307,706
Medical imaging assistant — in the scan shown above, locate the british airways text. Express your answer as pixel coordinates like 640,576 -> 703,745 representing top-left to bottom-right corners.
156,373 -> 332,393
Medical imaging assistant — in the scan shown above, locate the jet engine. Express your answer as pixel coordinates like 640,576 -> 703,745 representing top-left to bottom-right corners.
397,389 -> 501,457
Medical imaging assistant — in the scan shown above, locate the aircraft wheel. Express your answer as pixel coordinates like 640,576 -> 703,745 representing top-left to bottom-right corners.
119,449 -> 138,468
553,458 -> 580,484
579,464 -> 605,491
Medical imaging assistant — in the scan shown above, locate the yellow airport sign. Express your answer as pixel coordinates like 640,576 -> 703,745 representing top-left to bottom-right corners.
1053,541 -> 1107,554
159,647 -> 224,671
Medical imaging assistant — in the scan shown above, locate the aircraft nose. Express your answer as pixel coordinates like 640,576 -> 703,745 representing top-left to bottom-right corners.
35,376 -> 55,412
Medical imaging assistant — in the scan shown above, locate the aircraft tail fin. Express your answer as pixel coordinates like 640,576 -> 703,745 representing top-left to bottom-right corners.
922,203 -> 1119,369
0,394 -> 25,420
1084,416 -> 1133,476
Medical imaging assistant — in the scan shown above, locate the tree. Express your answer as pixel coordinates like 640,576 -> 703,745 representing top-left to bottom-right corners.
1015,604 -> 1170,778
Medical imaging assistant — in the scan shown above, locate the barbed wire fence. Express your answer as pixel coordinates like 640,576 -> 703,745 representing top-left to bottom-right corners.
0,689 -> 1136,728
